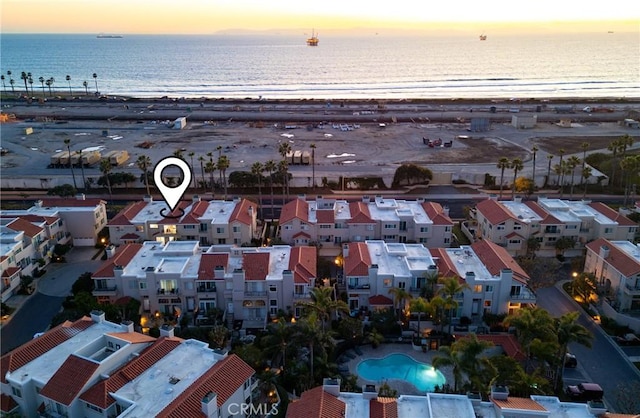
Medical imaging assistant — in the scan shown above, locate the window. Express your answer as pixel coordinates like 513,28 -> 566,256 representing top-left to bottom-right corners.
444,238 -> 451,244
320,224 -> 332,229
383,279 -> 392,287
398,282 -> 406,289
11,386 -> 21,398
384,224 -> 396,229
199,224 -> 208,232
484,300 -> 492,307
508,239 -> 521,244
604,227 -> 613,234
497,224 -> 505,230
216,227 -> 225,234
514,224 -> 522,230
383,235 -> 396,240
510,286 -> 521,296
474,285 -> 482,293
366,225 -> 374,231
150,224 -> 159,229
420,227 -> 429,233
445,226 -> 452,232
139,282 -> 147,290
270,299 -> 277,306
183,224 -> 195,229
86,403 -> 102,413
419,238 -> 428,243
485,285 -> 493,292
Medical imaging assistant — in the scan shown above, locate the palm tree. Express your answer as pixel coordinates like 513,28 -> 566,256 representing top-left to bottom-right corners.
65,75 -> 72,95
263,318 -> 292,369
511,157 -> 524,199
197,156 -> 206,191
310,143 -> 317,189
76,150 -> 87,191
278,142 -> 292,196
567,156 -> 581,198
580,141 -> 589,180
251,162 -> 264,218
20,71 -> 28,95
388,286 -> 413,321
621,155 -> 639,207
264,160 -> 277,220
92,73 -> 99,94
432,344 -> 464,392
531,145 -> 538,192
554,160 -> 571,198
0,75 -> 5,93
217,154 -> 230,199
38,76 -> 45,96
82,80 -> 88,95
187,152 -> 196,189
9,77 -> 15,94
553,311 -> 592,392
136,155 -> 152,195
504,307 -> 556,372
409,297 -> 433,337
45,78 -> 53,96
278,160 -> 288,199
204,160 -> 216,195
497,157 -> 510,199
294,311 -> 330,386
437,276 -> 469,334
558,148 -> 565,170
297,286 -> 348,331
63,138 -> 78,190
582,165 -> 593,198
28,76 -> 33,95
99,159 -> 113,200
455,334 -> 495,393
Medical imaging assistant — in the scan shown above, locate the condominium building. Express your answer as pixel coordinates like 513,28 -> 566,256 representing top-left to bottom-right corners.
92,241 -> 316,329
0,214 -> 68,302
0,311 -> 257,418
585,238 -> 640,312
472,197 -> 637,257
0,195 -> 107,247
286,378 -> 628,418
342,239 -> 535,317
279,196 -> 454,253
108,196 -> 258,247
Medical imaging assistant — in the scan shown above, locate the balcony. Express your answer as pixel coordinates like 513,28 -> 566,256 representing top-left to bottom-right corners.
197,284 -> 217,293
244,290 -> 267,297
624,283 -> 640,294
157,288 -> 180,295
294,292 -> 311,299
93,285 -> 118,297
348,284 -> 370,290
410,286 -> 423,294
510,288 -> 537,302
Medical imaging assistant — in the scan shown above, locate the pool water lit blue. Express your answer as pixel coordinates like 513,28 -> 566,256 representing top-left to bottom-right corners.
356,353 -> 446,392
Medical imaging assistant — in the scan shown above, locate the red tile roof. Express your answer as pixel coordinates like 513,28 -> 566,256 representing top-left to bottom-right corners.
475,199 -> 515,225
370,397 -> 399,418
230,198 -> 255,225
179,200 -> 210,224
421,202 -> 454,226
6,217 -> 44,238
586,238 -> 640,277
243,252 -> 270,280
369,295 -> 393,306
477,334 -> 526,362
492,396 -> 546,412
157,354 -> 255,418
292,231 -> 312,239
39,198 -> 106,208
108,201 -> 147,226
504,232 -> 525,239
80,337 -> 182,409
1,267 -> 21,278
316,209 -> 335,224
107,332 -> 156,344
344,242 -> 371,276
348,202 -> 374,224
286,386 -> 346,418
40,354 -> 100,406
92,243 -> 143,278
289,247 -> 317,284
589,202 -> 638,226
119,232 -> 141,240
429,248 -> 466,284
280,199 -> 309,224
1,317 -> 95,384
1,214 -> 59,226
198,253 -> 229,280
0,393 -> 18,413
524,201 -> 562,225
471,240 -> 530,284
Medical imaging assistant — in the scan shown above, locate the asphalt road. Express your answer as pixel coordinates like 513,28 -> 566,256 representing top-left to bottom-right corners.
536,285 -> 640,413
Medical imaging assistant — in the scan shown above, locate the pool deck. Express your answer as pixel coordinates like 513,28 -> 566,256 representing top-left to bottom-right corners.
344,343 -> 455,396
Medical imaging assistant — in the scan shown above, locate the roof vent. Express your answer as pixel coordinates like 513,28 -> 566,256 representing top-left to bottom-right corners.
169,377 -> 180,385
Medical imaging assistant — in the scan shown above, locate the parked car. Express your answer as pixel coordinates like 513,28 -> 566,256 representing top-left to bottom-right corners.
614,333 -> 640,346
564,353 -> 577,368
566,382 -> 604,401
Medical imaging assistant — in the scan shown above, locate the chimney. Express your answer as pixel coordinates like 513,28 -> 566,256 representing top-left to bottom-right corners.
362,195 -> 371,203
121,320 -> 134,333
342,243 -> 349,258
75,193 -> 86,201
192,195 -> 201,203
599,245 -> 610,259
105,245 -> 116,259
514,196 -> 522,203
90,310 -> 105,323
442,206 -> 450,217
323,378 -> 341,397
35,200 -> 43,208
491,385 -> 509,401
201,392 -> 218,418
143,195 -> 153,203
363,384 -> 378,400
160,324 -> 175,338
489,194 -> 497,201
214,265 -> 225,279
248,205 -> 253,216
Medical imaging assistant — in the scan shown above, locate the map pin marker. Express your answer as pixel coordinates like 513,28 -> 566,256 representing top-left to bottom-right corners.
153,156 -> 192,215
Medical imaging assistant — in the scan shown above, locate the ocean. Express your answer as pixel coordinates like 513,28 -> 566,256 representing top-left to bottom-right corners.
0,32 -> 638,99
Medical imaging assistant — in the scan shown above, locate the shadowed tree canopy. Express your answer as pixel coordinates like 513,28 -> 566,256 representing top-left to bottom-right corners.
392,164 -> 433,188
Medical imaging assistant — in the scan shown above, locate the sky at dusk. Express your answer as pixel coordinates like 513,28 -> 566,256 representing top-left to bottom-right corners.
1,0 -> 638,34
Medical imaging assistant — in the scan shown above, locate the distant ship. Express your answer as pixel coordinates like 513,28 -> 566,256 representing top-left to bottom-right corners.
97,34 -> 123,38
307,29 -> 319,46
479,34 -> 487,41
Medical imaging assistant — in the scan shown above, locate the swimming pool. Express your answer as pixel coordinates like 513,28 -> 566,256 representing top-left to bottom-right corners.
356,353 -> 446,392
